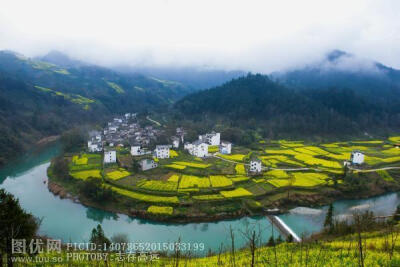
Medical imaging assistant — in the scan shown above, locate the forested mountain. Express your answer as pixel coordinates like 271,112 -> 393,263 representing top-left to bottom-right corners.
115,65 -> 245,90
271,50 -> 400,106
0,50 -> 190,165
175,73 -> 400,141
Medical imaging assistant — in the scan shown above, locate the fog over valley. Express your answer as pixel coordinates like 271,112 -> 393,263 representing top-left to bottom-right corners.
1,0 -> 400,73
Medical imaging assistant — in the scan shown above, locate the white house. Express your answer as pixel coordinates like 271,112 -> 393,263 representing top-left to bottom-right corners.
108,126 -> 118,133
104,151 -> 117,164
351,151 -> 364,164
184,142 -> 193,150
188,140 -> 208,158
219,141 -> 232,154
87,141 -> 102,152
131,145 -> 142,156
171,136 -> 180,148
249,160 -> 262,173
139,159 -> 158,171
154,145 -> 170,159
199,132 -> 220,146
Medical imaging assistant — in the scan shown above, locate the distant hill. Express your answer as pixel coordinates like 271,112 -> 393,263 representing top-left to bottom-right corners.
271,50 -> 400,105
35,50 -> 87,68
0,50 -> 190,165
115,65 -> 246,90
175,73 -> 400,141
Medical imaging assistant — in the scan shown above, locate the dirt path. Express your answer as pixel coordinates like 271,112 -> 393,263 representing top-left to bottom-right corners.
213,153 -> 400,173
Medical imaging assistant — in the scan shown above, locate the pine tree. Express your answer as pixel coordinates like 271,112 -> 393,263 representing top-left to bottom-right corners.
324,204 -> 334,232
90,224 -> 111,248
267,236 -> 275,246
394,205 -> 400,221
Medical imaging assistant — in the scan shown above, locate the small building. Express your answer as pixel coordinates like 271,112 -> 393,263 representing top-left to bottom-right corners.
249,160 -> 262,173
199,131 -> 220,146
104,151 -> 117,164
87,141 -> 102,152
219,141 -> 232,154
131,145 -> 142,156
139,159 -> 158,171
154,145 -> 170,159
184,142 -> 193,150
171,136 -> 180,148
350,150 -> 364,165
188,140 -> 208,158
108,126 -> 118,133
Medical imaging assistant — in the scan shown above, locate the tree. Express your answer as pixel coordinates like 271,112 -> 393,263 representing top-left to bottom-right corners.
286,234 -> 294,243
111,233 -> 129,253
79,179 -> 113,202
90,224 -> 110,248
324,204 -> 334,233
0,189 -> 39,267
394,205 -> 400,222
60,129 -> 84,153
267,236 -> 275,247
52,156 -> 70,180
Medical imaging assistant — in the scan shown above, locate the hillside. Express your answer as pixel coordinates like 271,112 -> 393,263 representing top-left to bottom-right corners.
115,65 -> 246,90
271,50 -> 400,106
9,227 -> 400,266
175,73 -> 400,140
0,51 -> 190,165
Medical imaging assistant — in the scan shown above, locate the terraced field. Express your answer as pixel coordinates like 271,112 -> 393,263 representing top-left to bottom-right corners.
69,153 -> 102,180
60,136 -> 400,220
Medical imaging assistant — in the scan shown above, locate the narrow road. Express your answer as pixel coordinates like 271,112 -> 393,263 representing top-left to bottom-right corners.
348,166 -> 400,173
212,154 -> 314,171
213,153 -> 400,173
146,116 -> 162,127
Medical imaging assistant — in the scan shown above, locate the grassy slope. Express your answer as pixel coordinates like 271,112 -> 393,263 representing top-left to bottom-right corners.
11,226 -> 400,266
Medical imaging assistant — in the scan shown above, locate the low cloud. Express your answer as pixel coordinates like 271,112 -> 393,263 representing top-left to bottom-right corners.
0,0 -> 399,72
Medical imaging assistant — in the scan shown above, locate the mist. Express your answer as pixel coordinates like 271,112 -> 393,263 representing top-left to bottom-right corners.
1,0 -> 399,73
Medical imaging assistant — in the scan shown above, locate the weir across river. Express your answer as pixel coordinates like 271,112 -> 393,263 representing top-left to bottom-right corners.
267,215 -> 302,242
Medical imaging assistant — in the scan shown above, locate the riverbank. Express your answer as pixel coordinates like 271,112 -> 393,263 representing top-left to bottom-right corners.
47,164 -> 400,223
2,150 -> 400,254
47,178 -> 251,223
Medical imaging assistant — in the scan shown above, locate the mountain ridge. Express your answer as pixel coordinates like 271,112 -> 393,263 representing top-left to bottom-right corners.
0,50 -> 191,165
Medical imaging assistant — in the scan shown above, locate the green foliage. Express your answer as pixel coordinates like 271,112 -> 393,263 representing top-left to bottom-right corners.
324,204 -> 334,232
175,73 -> 400,138
0,189 -> 39,264
90,224 -> 110,248
78,178 -> 114,202
106,81 -> 124,93
0,51 -> 191,165
52,156 -> 71,180
60,129 -> 85,153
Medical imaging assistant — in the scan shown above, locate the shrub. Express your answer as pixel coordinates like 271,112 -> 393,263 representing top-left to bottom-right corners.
147,205 -> 173,215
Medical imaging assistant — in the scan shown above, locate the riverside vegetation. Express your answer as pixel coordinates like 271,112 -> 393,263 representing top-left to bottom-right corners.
4,204 -> 400,267
48,135 -> 400,222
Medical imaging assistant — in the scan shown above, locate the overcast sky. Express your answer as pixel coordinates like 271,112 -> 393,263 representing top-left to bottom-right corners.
1,0 -> 399,72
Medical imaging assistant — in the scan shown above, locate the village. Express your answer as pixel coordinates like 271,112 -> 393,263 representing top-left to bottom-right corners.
43,113 -> 397,221
87,113 -> 241,172
87,113 -> 369,174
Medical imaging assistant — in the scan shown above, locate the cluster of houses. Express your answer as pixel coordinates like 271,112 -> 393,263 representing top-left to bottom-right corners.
89,115 -> 367,174
131,131 -> 233,171
103,113 -> 162,147
91,125 -> 235,171
184,132 -> 232,158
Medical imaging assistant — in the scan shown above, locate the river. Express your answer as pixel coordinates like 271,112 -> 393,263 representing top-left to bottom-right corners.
1,144 -> 399,255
